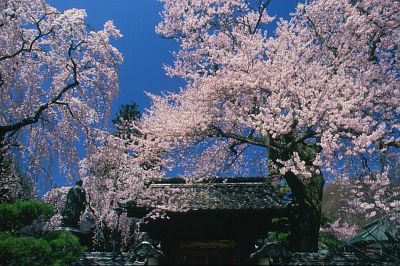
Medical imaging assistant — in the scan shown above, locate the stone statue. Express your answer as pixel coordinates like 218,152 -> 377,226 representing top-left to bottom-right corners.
61,179 -> 87,228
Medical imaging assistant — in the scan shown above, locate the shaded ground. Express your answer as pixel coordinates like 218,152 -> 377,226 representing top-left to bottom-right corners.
74,251 -> 398,265
73,252 -> 134,266
274,252 -> 398,265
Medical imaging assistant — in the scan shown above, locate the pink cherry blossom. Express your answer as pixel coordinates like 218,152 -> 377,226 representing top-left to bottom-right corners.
326,218 -> 358,240
0,0 -> 122,182
131,0 -> 400,250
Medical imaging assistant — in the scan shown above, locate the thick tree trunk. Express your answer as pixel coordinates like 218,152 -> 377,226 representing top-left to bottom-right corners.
267,139 -> 324,252
285,170 -> 324,252
268,164 -> 324,251
0,134 -> 5,179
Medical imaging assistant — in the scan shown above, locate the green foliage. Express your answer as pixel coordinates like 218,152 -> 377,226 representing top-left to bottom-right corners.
112,101 -> 141,126
318,231 -> 342,251
0,200 -> 54,232
276,232 -> 289,242
0,233 -> 52,266
112,102 -> 142,140
0,231 -> 85,266
320,214 -> 333,227
271,217 -> 290,226
47,231 -> 87,266
268,230 -> 289,241
0,200 -> 85,265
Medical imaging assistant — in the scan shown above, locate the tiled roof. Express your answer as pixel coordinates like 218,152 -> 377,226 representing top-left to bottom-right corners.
345,216 -> 399,245
135,179 -> 290,212
251,241 -> 399,265
274,252 -> 398,265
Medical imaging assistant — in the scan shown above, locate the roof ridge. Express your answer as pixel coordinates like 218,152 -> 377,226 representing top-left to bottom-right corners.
150,182 -> 272,188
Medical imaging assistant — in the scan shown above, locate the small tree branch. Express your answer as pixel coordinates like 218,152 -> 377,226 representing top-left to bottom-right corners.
0,13 -> 56,62
209,126 -> 277,150
0,42 -> 80,138
54,101 -> 75,118
250,0 -> 271,34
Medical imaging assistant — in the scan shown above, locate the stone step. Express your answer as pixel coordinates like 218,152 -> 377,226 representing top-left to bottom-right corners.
73,252 -> 135,266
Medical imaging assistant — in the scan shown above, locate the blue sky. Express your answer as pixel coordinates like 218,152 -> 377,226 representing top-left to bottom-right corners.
48,0 -> 300,118
46,0 -> 301,187
48,0 -> 182,117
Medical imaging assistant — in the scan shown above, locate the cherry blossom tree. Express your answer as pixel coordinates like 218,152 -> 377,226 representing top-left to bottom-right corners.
44,102 -> 162,249
0,0 -> 122,183
0,153 -> 34,203
43,186 -> 69,231
333,172 -> 400,224
45,126 -> 165,249
325,218 -> 358,241
135,0 -> 400,251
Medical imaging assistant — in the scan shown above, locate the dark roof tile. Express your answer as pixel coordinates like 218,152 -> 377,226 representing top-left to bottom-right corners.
138,181 -> 290,212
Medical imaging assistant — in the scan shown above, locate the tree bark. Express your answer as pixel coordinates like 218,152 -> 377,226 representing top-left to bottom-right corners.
285,170 -> 324,252
0,134 -> 5,179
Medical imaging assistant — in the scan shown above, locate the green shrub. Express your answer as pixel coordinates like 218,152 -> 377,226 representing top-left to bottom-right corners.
47,231 -> 86,265
318,231 -> 342,251
0,235 -> 52,266
267,231 -> 290,243
0,231 -> 85,266
0,200 -> 84,265
0,200 -> 54,232
276,232 -> 289,242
